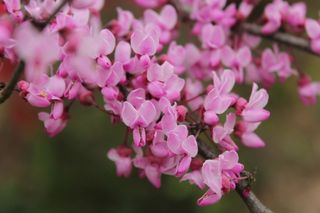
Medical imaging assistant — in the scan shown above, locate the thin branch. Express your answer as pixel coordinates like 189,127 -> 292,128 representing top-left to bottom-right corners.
240,22 -> 316,56
0,62 -> 25,104
0,0 -> 70,105
197,139 -> 273,213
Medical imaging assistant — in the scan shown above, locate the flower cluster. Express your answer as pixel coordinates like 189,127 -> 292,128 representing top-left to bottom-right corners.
0,0 -> 318,207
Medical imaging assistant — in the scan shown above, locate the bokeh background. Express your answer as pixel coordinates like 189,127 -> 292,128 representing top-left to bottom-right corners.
1,0 -> 320,212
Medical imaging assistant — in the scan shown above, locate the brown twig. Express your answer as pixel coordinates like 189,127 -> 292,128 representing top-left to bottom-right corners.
239,22 -> 316,56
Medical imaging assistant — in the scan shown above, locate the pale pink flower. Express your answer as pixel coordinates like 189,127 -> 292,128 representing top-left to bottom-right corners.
204,70 -> 235,125
147,62 -> 185,101
15,22 -> 60,82
212,113 -> 238,151
198,151 -> 243,206
131,23 -> 160,56
200,24 -> 226,49
107,146 -> 133,177
21,75 -> 66,108
38,104 -> 68,137
305,19 -> 320,54
221,46 -> 252,83
298,74 -> 320,105
241,83 -> 270,123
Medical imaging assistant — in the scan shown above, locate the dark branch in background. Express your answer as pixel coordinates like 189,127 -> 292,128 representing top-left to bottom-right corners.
197,139 -> 273,213
239,23 -> 316,56
0,0 -> 70,105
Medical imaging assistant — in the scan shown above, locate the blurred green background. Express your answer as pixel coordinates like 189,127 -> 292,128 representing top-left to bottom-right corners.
1,0 -> 320,212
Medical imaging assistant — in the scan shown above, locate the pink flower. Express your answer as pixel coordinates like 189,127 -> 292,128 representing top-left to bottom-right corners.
167,42 -> 187,73
204,70 -> 235,125
167,125 -> 198,175
212,113 -> 238,151
261,46 -> 297,81
147,62 -> 185,101
121,89 -> 157,146
38,103 -> 68,137
198,151 -> 243,206
21,75 -> 66,108
131,23 -> 160,56
107,146 -> 133,177
110,8 -> 134,37
298,74 -> 320,105
4,0 -> 23,21
236,121 -> 266,148
262,0 -> 288,34
144,4 -> 177,31
221,46 -> 252,83
284,2 -> 306,28
15,22 -> 60,82
241,83 -> 270,123
305,19 -> 320,54
201,24 -> 226,49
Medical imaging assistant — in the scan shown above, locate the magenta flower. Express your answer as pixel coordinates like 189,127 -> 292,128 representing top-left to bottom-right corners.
298,74 -> 320,105
38,103 -> 68,137
4,0 -> 23,21
144,4 -> 177,31
261,46 -> 297,81
204,70 -> 235,125
221,46 -> 252,83
198,151 -> 243,206
111,8 -> 134,37
107,146 -> 133,177
22,75 -> 66,108
121,89 -> 157,147
201,24 -> 226,49
212,113 -> 238,151
305,19 -> 320,54
147,62 -> 185,101
241,83 -> 270,123
167,125 -> 198,175
131,23 -> 160,56
15,22 -> 60,82
236,121 -> 266,148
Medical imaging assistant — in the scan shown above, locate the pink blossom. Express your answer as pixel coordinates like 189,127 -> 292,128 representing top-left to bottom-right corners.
236,121 -> 265,148
204,70 -> 235,125
261,46 -> 297,81
107,146 -> 133,177
15,22 -> 60,82
147,62 -> 185,101
298,74 -> 320,105
200,24 -> 226,49
240,83 -> 270,123
212,113 -> 238,151
167,125 -> 198,175
38,104 -> 68,137
221,46 -> 252,83
144,4 -> 177,31
4,0 -> 23,21
131,23 -> 160,56
305,19 -> 320,54
110,8 -> 134,37
20,75 -> 66,108
198,151 -> 243,206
